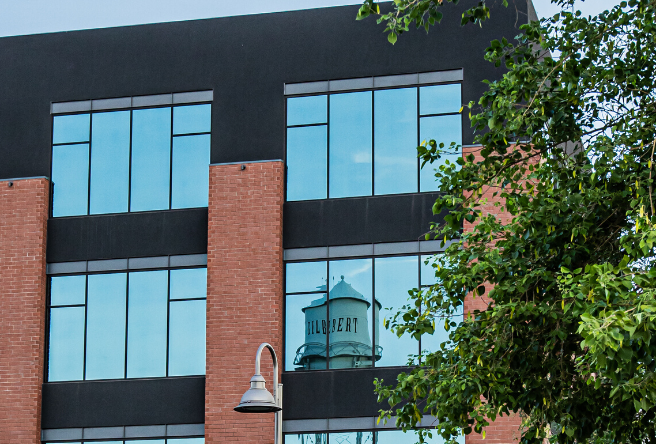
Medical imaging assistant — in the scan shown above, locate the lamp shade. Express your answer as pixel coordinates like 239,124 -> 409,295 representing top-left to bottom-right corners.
234,374 -> 281,413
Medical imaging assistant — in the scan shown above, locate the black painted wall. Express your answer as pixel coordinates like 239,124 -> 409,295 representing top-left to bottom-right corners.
0,2 -> 528,180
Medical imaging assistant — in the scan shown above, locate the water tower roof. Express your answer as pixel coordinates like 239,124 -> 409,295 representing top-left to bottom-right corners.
302,276 -> 381,311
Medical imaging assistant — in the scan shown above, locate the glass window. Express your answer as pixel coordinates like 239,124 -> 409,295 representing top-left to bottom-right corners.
89,111 -> 131,214
131,107 -> 172,212
86,273 -> 127,380
375,256 -> 419,367
171,134 -> 210,209
331,432 -> 374,444
287,95 -> 327,126
170,268 -> 207,300
420,84 -> 461,115
285,434 -> 327,444
329,92 -> 372,198
286,125 -> 327,201
285,254 -> 459,371
127,270 -> 168,378
50,275 -> 86,306
286,83 -> 462,201
173,104 -> 211,135
47,268 -> 207,382
53,114 -> 90,144
419,114 -> 462,192
51,98 -> 212,217
51,143 -> 89,217
169,299 -> 206,376
374,88 -> 417,195
285,292 -> 326,371
48,306 -> 85,381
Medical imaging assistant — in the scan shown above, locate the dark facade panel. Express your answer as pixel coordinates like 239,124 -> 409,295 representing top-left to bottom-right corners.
282,368 -> 406,420
283,193 -> 449,248
41,376 -> 205,428
0,3 -> 527,180
46,208 -> 208,262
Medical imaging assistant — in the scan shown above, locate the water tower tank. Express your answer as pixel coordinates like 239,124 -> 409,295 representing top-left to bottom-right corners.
294,276 -> 382,370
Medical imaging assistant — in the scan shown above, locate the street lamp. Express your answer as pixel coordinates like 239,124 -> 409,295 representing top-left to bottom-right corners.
234,342 -> 283,444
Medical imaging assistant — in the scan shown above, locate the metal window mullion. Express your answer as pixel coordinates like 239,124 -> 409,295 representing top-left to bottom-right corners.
169,107 -> 174,210
166,268 -> 171,377
127,110 -> 133,212
416,87 -> 421,193
326,95 -> 331,199
325,261 -> 330,370
417,255 -> 422,363
87,113 -> 93,215
83,275 -> 89,380
172,130 -> 212,138
124,272 -> 130,379
371,258 -> 376,368
371,91 -> 375,196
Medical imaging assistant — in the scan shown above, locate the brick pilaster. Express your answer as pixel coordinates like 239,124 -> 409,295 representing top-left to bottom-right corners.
206,161 -> 284,444
460,146 -> 521,444
0,178 -> 50,444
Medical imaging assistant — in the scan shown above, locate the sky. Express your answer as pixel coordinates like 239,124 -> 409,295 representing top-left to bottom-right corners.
0,0 -> 622,38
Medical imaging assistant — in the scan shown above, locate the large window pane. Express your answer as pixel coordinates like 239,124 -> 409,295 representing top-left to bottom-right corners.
50,275 -> 86,306
171,134 -> 210,209
419,114 -> 462,192
51,143 -> 89,217
374,88 -> 418,195
287,95 -> 327,126
169,299 -> 206,376
131,440 -> 165,444
285,433 -> 327,444
48,307 -> 84,381
86,273 -> 127,380
328,258 -> 373,369
285,292 -> 326,371
330,431 -> 374,444
421,304 -> 463,354
131,107 -> 171,212
90,111 -> 130,214
127,270 -> 168,378
53,114 -> 89,144
170,268 -> 207,300
420,84 -> 461,115
421,254 -> 440,287
285,261 -> 327,294
286,125 -> 327,201
329,92 -> 372,198
375,256 -> 419,367
173,104 -> 211,135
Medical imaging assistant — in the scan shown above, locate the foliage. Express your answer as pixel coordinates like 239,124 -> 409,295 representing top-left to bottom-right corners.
358,1 -> 656,443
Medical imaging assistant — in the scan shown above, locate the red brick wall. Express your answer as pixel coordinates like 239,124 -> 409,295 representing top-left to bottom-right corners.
460,146 -> 521,444
206,161 -> 284,444
0,178 -> 50,444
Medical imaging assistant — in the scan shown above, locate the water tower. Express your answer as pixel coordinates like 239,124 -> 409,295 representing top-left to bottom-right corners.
294,276 -> 382,370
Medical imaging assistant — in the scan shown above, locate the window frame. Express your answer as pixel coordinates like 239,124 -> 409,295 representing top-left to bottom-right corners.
50,98 -> 212,218
45,265 -> 207,382
284,80 -> 463,201
283,251 -> 462,373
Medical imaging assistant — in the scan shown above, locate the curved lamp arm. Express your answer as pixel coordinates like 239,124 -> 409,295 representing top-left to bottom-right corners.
254,342 -> 279,402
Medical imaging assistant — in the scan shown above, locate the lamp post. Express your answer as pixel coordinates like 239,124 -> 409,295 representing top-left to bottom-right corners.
234,343 -> 283,444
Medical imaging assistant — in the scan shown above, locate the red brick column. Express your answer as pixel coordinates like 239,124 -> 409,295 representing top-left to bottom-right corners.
0,178 -> 50,444
206,161 -> 284,444
460,146 -> 521,444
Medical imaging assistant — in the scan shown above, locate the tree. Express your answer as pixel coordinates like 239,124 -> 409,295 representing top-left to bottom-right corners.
357,1 -> 656,443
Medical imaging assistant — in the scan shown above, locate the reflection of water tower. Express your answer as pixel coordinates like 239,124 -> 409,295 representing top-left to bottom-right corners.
294,276 -> 382,370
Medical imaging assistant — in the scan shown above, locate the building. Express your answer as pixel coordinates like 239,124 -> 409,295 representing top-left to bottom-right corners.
0,2 -> 536,444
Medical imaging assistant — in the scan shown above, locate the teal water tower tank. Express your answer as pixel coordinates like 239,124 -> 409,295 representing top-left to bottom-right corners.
294,276 -> 382,370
